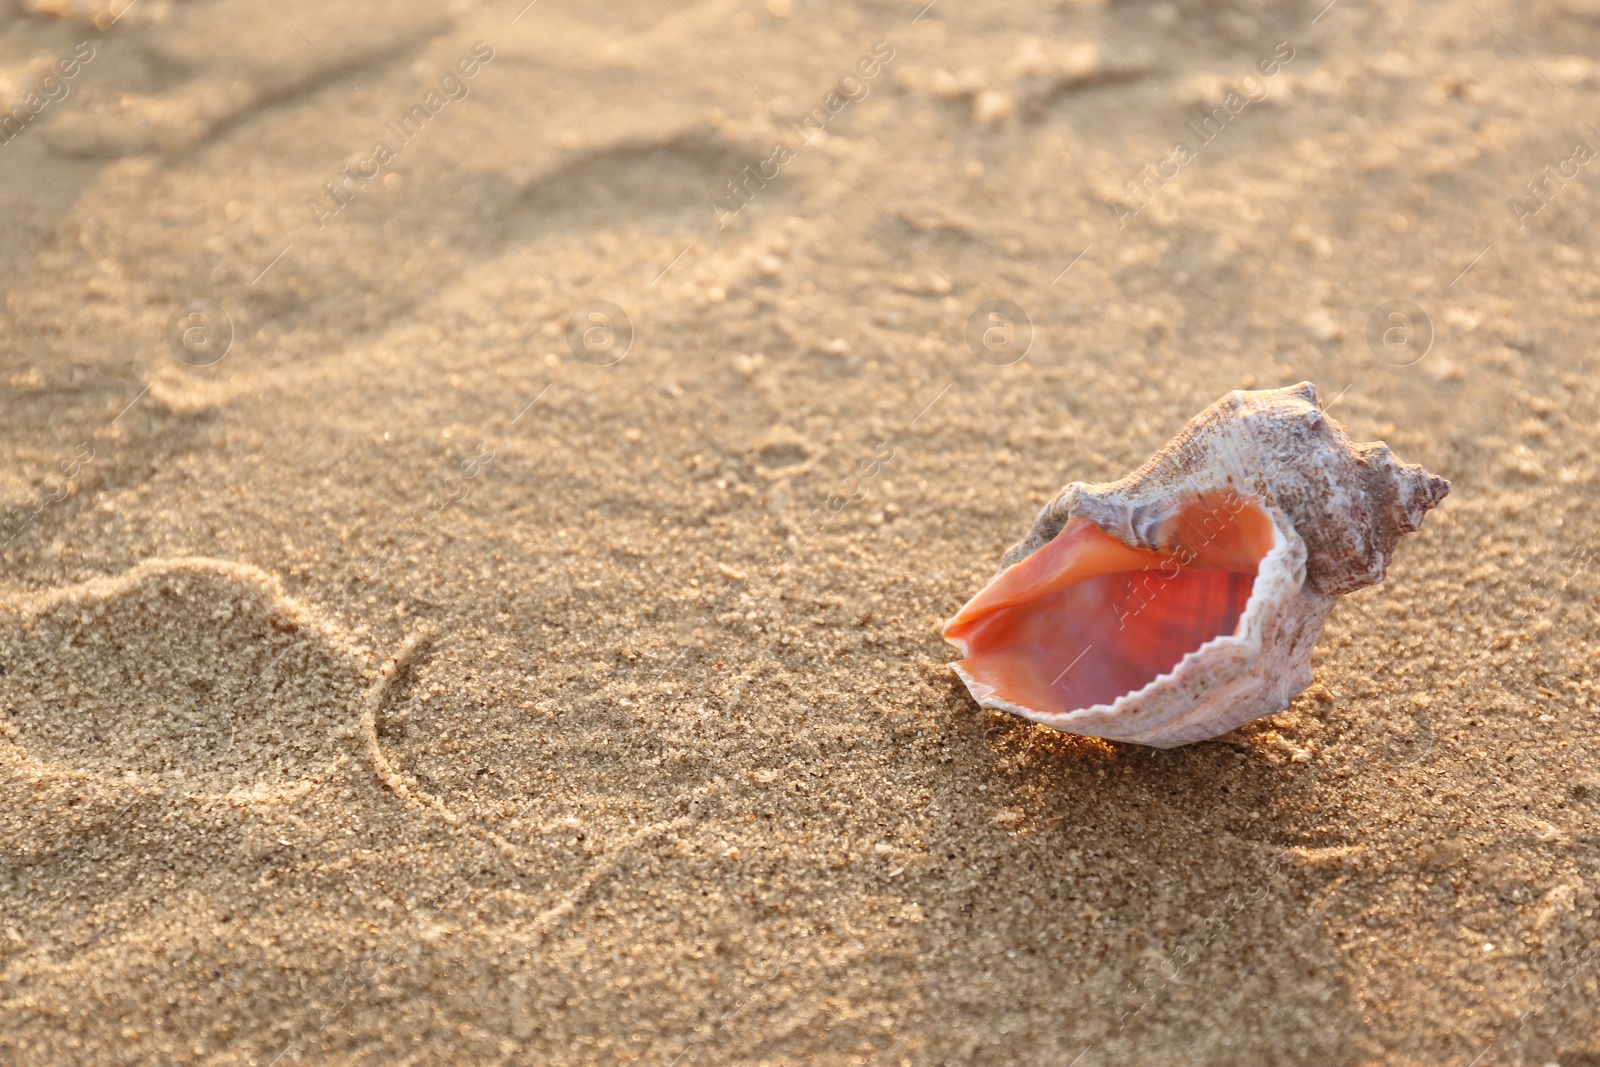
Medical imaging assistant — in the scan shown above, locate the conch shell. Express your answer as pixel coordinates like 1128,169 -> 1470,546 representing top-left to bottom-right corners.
943,382 -> 1449,748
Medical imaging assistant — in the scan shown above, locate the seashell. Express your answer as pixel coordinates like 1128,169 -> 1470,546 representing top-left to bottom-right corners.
943,382 -> 1449,748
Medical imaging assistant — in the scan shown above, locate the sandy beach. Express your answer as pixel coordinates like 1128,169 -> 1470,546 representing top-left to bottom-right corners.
1,0 -> 1597,1063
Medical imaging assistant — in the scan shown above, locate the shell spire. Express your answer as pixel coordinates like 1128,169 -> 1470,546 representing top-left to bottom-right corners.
943,382 -> 1449,748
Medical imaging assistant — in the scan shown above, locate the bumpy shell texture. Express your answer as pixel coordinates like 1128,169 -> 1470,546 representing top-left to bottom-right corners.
943,382 -> 1449,748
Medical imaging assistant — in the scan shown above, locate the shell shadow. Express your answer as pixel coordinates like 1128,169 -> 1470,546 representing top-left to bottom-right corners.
913,670 -> 1366,1062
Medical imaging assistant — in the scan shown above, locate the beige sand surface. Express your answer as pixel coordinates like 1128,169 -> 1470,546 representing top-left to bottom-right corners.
1,0 -> 1597,1063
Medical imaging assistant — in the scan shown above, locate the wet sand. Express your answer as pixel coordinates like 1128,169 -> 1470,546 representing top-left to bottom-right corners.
1,0 -> 1597,1063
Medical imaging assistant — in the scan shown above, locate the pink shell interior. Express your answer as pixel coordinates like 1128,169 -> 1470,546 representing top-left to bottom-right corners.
943,496 -> 1278,719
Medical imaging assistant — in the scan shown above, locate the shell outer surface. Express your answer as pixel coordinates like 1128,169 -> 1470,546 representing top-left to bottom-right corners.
947,382 -> 1449,748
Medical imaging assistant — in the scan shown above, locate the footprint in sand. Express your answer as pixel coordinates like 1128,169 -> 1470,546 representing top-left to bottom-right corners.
0,557 -> 367,796
40,2 -> 449,158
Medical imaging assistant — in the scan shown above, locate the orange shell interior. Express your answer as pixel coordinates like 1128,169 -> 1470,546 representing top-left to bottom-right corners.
943,495 -> 1278,718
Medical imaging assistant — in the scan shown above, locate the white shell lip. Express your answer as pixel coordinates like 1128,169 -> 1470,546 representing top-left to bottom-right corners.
949,507 -> 1318,748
